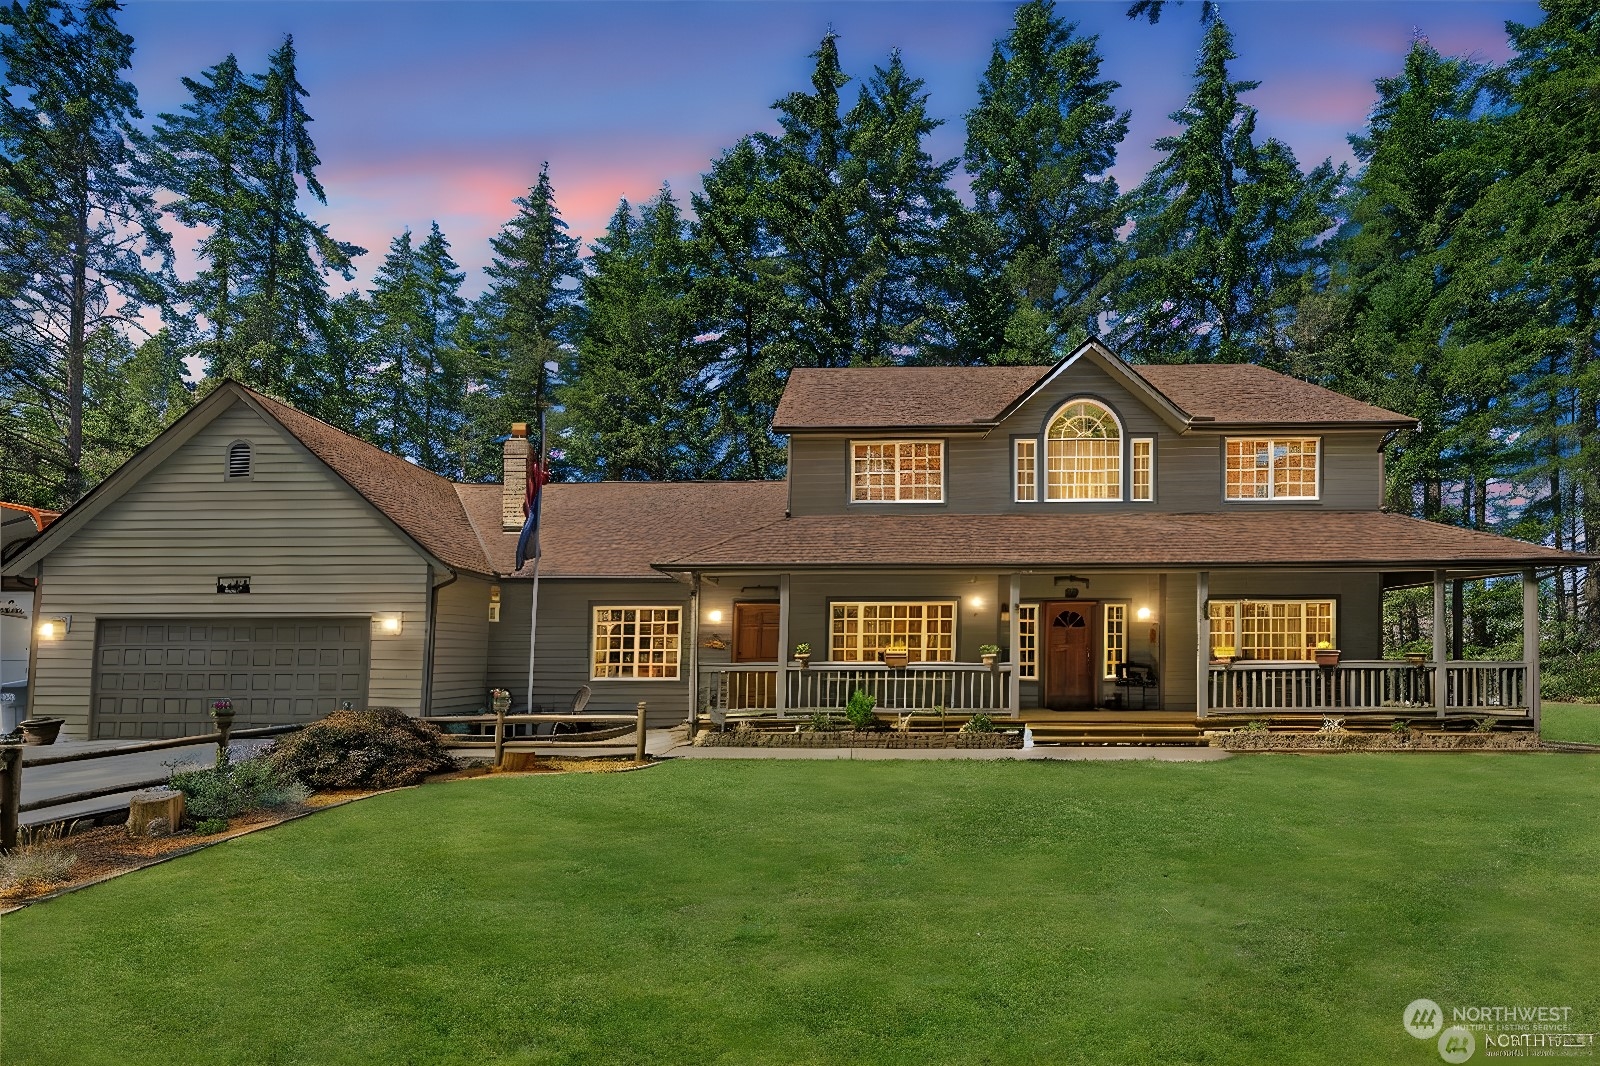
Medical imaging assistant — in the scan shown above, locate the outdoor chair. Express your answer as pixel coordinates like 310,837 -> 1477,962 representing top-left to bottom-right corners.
547,685 -> 592,735
1115,662 -> 1159,710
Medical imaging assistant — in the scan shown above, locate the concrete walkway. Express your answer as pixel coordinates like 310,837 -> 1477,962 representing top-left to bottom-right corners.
18,738 -> 273,827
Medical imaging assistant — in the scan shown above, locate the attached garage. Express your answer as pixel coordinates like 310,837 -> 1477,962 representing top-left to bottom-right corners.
92,618 -> 369,738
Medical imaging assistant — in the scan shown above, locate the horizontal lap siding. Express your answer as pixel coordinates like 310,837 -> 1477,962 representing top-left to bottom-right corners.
491,578 -> 692,726
787,361 -> 1387,515
32,402 -> 431,736
430,575 -> 491,714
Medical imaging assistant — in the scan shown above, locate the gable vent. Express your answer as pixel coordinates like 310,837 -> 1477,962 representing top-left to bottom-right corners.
226,440 -> 253,479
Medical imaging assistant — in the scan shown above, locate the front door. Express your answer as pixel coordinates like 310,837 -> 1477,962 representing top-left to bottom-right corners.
1044,601 -> 1097,711
731,602 -> 780,707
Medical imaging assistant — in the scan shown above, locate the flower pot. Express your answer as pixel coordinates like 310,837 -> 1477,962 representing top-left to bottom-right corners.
20,717 -> 64,745
981,653 -> 998,670
883,652 -> 909,670
794,654 -> 810,668
1313,648 -> 1342,668
1405,653 -> 1427,668
491,697 -> 512,715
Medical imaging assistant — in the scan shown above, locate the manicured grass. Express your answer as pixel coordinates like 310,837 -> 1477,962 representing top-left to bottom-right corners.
1543,702 -> 1600,745
3,757 -> 1599,1065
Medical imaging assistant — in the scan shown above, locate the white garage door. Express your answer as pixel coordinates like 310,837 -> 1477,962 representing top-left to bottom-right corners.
92,618 -> 369,739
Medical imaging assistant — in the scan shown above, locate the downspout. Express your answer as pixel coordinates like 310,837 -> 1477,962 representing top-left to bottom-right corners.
420,568 -> 457,717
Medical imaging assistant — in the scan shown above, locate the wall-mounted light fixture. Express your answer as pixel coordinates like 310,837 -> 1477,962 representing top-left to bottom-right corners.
375,615 -> 403,635
1136,606 -> 1153,622
999,604 -> 1011,624
968,596 -> 984,611
37,616 -> 70,639
707,609 -> 724,624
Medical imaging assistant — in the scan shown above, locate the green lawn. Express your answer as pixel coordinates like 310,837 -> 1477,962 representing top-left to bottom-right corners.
4,757 -> 1599,1065
1543,702 -> 1600,745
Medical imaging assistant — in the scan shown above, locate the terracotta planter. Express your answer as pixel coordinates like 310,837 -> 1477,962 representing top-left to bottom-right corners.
20,717 -> 64,745
1405,653 -> 1427,667
981,654 -> 998,670
883,652 -> 909,670
794,654 -> 811,668
1313,648 -> 1342,668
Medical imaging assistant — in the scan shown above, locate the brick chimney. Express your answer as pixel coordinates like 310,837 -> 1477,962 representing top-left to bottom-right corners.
502,423 -> 530,531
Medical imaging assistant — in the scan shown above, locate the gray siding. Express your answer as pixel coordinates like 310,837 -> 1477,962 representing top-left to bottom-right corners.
430,575 -> 492,713
787,360 -> 1387,515
29,401 -> 433,736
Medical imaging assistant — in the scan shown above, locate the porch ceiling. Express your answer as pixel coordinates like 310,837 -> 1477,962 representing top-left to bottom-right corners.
656,511 -> 1590,573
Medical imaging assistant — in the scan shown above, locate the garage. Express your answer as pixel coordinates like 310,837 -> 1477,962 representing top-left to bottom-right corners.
92,618 -> 369,738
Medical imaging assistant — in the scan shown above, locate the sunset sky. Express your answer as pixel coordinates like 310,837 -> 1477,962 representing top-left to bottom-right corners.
118,0 -> 1542,296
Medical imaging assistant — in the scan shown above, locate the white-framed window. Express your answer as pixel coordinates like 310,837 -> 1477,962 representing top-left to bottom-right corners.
1131,438 -> 1153,502
829,601 -> 955,662
1208,599 -> 1335,661
1045,400 -> 1121,500
1103,603 -> 1126,679
1224,438 -> 1320,500
850,440 -> 944,503
592,606 -> 681,679
1016,604 -> 1039,678
225,440 -> 253,480
1014,438 -> 1037,502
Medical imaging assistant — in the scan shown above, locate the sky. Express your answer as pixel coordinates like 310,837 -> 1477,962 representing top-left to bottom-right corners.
117,0 -> 1543,298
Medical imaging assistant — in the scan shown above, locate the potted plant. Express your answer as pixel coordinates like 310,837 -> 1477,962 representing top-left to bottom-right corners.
1404,651 -> 1427,668
209,697 -> 236,726
1211,645 -> 1237,666
882,640 -> 909,670
1312,640 -> 1341,668
979,644 -> 1000,669
489,688 -> 512,715
793,643 -> 811,668
18,716 -> 65,745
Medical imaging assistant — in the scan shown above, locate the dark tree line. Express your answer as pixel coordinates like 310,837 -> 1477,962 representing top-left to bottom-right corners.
2,0 -> 1596,667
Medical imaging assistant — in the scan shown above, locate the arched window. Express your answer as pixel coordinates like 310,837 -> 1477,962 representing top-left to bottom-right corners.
1045,400 -> 1121,500
225,440 -> 253,480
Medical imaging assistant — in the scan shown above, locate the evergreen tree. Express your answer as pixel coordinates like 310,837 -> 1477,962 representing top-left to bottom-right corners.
560,189 -> 711,480
962,0 -> 1128,361
364,228 -> 427,459
0,0 -> 170,507
690,137 -> 788,479
465,163 -> 582,480
1107,20 -> 1340,365
80,326 -> 191,486
412,222 -> 469,476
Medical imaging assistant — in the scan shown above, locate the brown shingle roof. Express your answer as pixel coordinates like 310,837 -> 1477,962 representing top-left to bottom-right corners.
458,480 -> 788,579
771,359 -> 1415,431
1131,364 -> 1414,426
659,511 -> 1578,571
243,388 -> 492,575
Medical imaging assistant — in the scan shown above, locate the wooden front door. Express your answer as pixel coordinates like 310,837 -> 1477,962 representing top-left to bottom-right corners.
1044,601 -> 1097,711
731,602 -> 780,707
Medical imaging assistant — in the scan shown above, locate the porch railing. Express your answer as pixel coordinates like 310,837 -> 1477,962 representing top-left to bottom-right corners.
701,662 -> 1012,717
1207,660 -> 1527,716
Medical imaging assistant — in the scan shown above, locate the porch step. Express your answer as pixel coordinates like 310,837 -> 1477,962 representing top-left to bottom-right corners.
1029,732 -> 1210,747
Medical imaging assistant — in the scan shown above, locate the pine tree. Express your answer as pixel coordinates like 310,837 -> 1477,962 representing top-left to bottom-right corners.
80,326 -> 191,486
412,222 -> 468,476
560,189 -> 711,480
364,228 -> 427,459
465,163 -> 583,480
961,0 -> 1128,361
0,0 -> 170,507
1108,20 -> 1339,366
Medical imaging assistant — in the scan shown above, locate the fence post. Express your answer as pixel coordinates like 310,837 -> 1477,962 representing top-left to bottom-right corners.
635,701 -> 647,763
1,744 -> 22,852
494,705 -> 507,768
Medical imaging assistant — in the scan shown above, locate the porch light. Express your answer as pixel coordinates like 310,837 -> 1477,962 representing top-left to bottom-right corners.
969,596 -> 984,610
378,615 -> 403,635
38,616 -> 70,639
707,609 -> 724,624
1136,607 -> 1153,622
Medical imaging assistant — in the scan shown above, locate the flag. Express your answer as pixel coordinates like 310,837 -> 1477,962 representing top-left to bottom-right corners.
514,448 -> 549,571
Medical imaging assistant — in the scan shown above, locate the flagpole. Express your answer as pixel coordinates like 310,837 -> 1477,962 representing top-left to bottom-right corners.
525,406 -> 549,719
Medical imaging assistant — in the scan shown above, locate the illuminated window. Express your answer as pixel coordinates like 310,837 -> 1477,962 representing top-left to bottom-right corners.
592,607 -> 681,679
1014,439 -> 1037,502
1103,603 -> 1126,679
1131,438 -> 1153,502
1225,438 -> 1319,500
1208,600 -> 1335,661
851,441 -> 944,502
1045,400 -> 1121,500
1016,604 -> 1039,679
829,602 -> 955,662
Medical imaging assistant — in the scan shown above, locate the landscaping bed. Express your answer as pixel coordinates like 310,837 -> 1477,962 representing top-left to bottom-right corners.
1214,729 -> 1549,752
696,728 -> 1022,749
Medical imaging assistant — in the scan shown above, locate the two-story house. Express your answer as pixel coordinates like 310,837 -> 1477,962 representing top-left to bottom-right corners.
3,340 -> 1586,741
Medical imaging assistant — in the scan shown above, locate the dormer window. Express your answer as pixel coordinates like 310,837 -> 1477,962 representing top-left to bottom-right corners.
850,441 -> 943,503
1225,438 -> 1319,500
1045,400 -> 1121,501
225,440 -> 253,480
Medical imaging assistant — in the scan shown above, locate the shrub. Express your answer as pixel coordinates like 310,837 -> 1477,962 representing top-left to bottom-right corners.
268,708 -> 455,790
1389,718 -> 1410,735
0,824 -> 77,893
805,710 -> 843,732
960,713 -> 996,734
844,689 -> 878,731
192,817 -> 230,836
169,754 -> 309,821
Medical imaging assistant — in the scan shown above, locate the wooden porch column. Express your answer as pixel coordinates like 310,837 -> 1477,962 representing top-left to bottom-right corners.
1524,568 -> 1541,730
1008,573 -> 1022,718
1195,571 -> 1209,718
775,573 -> 790,716
1451,579 -> 1465,661
1433,570 -> 1448,716
687,574 -> 701,737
